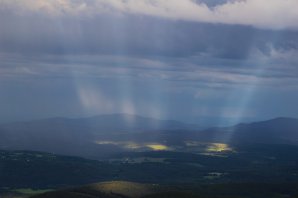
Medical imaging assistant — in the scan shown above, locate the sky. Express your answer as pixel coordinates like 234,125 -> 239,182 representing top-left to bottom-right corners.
0,0 -> 298,126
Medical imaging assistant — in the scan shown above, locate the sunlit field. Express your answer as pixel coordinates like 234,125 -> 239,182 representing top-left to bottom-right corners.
95,141 -> 170,151
95,140 -> 234,154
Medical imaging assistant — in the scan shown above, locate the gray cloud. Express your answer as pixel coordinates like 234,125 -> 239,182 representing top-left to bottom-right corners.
1,0 -> 298,29
1,46 -> 297,90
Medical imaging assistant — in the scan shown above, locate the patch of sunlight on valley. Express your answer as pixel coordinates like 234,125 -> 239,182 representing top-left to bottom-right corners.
95,141 -> 170,151
89,181 -> 158,197
13,188 -> 53,196
95,140 -> 233,153
146,144 -> 169,151
206,143 -> 233,152
184,141 -> 234,153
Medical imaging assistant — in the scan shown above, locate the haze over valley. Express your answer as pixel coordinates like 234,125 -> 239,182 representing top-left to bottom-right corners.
1,114 -> 298,160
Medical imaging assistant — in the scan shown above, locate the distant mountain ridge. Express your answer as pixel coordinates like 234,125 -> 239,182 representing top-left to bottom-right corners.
201,117 -> 298,145
1,114 -> 198,132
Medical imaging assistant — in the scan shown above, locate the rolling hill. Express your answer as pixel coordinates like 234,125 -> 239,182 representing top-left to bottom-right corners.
30,180 -> 298,198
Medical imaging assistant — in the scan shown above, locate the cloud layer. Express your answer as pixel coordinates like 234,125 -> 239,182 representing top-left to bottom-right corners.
1,0 -> 298,29
0,0 -> 298,124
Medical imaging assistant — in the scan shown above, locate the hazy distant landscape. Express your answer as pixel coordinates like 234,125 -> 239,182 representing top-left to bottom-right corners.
1,114 -> 298,159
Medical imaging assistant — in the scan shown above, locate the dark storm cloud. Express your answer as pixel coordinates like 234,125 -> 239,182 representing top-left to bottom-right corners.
1,5 -> 297,89
0,10 -> 297,60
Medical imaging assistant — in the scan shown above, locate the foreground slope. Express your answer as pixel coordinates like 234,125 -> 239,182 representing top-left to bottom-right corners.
31,181 -> 298,198
1,147 -> 298,197
1,145 -> 298,187
31,181 -> 178,198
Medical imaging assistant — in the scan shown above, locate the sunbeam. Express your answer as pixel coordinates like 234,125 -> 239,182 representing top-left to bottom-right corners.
216,44 -> 281,143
